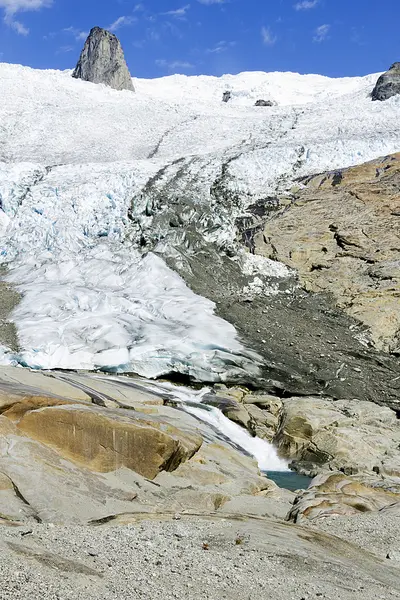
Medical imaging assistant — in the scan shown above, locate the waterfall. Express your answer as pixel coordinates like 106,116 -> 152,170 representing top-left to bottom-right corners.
97,375 -> 289,473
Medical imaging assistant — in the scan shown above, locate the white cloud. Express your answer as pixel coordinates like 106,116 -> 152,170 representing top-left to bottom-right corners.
206,40 -> 235,54
63,26 -> 88,41
108,15 -> 136,32
0,0 -> 51,9
5,14 -> 28,34
0,0 -> 52,35
163,4 -> 190,19
261,26 -> 277,46
197,0 -> 225,4
156,59 -> 194,71
294,0 -> 318,10
313,23 -> 330,42
56,45 -> 75,54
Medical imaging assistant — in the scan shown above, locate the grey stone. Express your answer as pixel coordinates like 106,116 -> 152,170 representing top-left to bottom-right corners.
372,62 -> 400,101
255,99 -> 274,107
72,27 -> 134,92
222,91 -> 231,103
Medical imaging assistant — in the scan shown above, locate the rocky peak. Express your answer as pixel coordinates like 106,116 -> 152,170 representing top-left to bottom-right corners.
72,26 -> 134,92
371,62 -> 400,101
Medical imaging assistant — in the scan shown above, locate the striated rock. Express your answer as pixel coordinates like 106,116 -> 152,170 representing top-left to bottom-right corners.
255,153 -> 400,354
0,367 -> 287,524
372,62 -> 400,101
287,472 -> 400,523
72,27 -> 134,92
17,404 -> 202,478
274,396 -> 400,476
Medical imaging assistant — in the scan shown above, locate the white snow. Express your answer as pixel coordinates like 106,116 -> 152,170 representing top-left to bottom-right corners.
0,63 -> 399,378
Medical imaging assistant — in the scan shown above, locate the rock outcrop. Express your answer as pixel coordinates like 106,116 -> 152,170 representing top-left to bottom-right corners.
255,153 -> 400,355
372,62 -> 400,101
0,367 -> 290,524
211,386 -> 400,479
274,396 -> 400,477
255,99 -> 274,107
287,472 -> 400,523
72,27 -> 134,92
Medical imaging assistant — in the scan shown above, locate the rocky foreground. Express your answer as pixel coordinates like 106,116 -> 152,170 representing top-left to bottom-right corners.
0,366 -> 399,598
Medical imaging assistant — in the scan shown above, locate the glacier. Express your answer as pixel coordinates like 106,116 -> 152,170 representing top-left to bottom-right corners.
1,63 -> 400,380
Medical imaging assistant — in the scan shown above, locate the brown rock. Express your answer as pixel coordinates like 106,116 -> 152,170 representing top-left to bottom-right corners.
17,404 -> 202,479
287,472 -> 400,523
255,153 -> 400,353
274,396 -> 400,476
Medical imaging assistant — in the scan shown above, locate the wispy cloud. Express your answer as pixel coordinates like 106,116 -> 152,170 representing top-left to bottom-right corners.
261,26 -> 277,46
63,26 -> 88,41
294,0 -> 318,10
108,15 -> 136,32
313,23 -> 330,42
163,4 -> 190,19
0,0 -> 52,35
56,45 -> 75,54
197,0 -> 226,4
5,14 -> 28,34
206,40 -> 235,54
156,59 -> 195,71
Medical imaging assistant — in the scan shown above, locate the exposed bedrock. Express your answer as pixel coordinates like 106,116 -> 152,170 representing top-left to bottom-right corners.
287,472 -> 400,523
128,153 -> 400,411
72,27 -> 134,92
208,385 -> 400,480
372,62 -> 400,101
0,367 -> 290,525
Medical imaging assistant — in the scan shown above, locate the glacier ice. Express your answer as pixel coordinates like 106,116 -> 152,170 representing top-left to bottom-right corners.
1,64 -> 400,379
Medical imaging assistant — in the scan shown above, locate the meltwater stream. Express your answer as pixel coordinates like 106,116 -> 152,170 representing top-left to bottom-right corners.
97,375 -> 289,473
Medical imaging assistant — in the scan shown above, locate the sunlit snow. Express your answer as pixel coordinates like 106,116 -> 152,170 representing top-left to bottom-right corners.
0,64 -> 399,378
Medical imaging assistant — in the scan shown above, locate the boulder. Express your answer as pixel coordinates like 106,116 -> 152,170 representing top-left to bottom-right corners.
244,403 -> 278,441
255,99 -> 274,107
372,62 -> 400,101
274,396 -> 400,476
203,391 -> 252,430
222,91 -> 231,103
72,27 -> 134,92
287,472 -> 400,523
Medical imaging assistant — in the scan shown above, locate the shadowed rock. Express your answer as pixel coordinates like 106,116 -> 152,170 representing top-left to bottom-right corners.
255,99 -> 274,107
372,62 -> 400,101
72,27 -> 134,92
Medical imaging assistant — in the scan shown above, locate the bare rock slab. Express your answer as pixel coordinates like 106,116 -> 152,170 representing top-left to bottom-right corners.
288,471 -> 400,523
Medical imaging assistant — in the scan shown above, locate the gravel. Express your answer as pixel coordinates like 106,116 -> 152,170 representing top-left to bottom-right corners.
0,515 -> 398,600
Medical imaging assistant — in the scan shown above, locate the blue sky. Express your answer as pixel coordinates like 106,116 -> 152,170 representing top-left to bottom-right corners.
0,0 -> 399,78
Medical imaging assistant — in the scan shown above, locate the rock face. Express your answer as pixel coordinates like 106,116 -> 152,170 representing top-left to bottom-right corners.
216,387 -> 400,479
17,404 -> 202,478
0,367 -> 290,524
255,99 -> 274,107
255,153 -> 400,355
287,472 -> 400,523
372,62 -> 400,101
274,396 -> 400,477
72,27 -> 134,92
